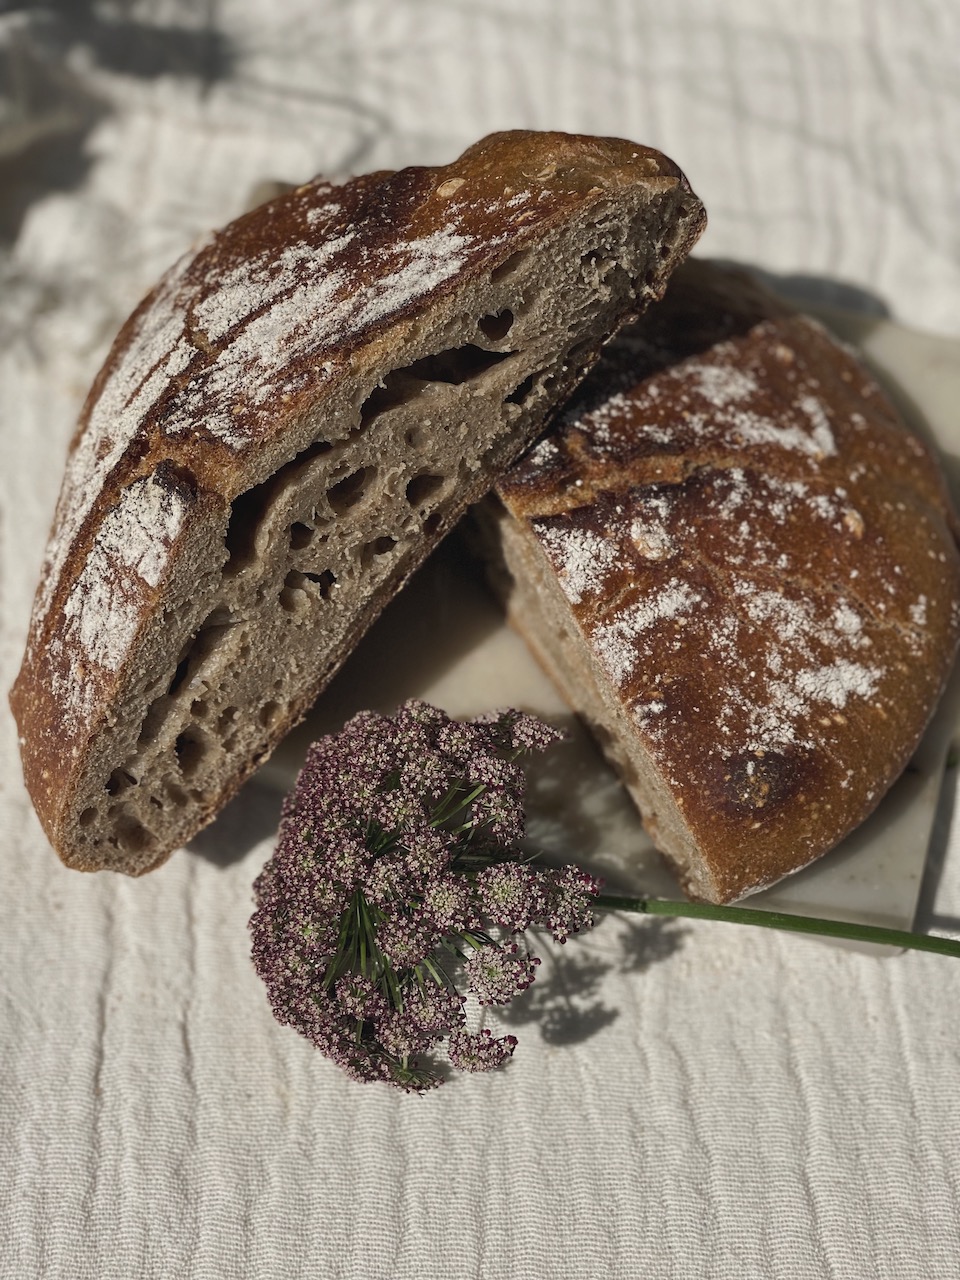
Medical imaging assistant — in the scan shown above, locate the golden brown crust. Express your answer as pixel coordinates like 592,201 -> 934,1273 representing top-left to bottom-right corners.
10,130 -> 705,871
494,259 -> 960,902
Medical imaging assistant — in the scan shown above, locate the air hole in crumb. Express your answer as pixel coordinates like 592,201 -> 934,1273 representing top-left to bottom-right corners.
406,344 -> 513,385
658,243 -> 673,260
644,269 -> 656,287
116,817 -> 154,855
566,338 -> 594,368
79,807 -> 97,828
191,699 -> 208,719
405,473 -> 445,507
166,608 -> 235,698
424,512 -> 442,537
362,536 -> 397,566
279,584 -> 305,614
175,727 -> 208,778
259,701 -> 280,728
506,373 -> 537,405
491,249 -> 528,283
166,782 -> 189,808
280,567 -> 335,612
361,371 -> 428,423
581,250 -> 616,280
303,568 -> 337,598
327,467 -> 372,514
286,566 -> 336,597
478,310 -> 514,341
361,345 -> 514,425
106,769 -> 137,797
168,653 -> 191,697
405,427 -> 423,448
217,706 -> 237,734
224,438 -> 332,575
289,522 -> 314,549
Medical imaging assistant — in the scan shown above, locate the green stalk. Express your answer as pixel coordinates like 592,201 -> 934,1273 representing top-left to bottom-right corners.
594,893 -> 960,957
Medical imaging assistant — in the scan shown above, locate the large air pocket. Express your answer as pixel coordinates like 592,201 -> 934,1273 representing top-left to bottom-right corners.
359,344 -> 517,426
224,439 -> 333,576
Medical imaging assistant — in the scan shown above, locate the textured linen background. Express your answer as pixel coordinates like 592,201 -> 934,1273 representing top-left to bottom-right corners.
3,3 -> 960,1277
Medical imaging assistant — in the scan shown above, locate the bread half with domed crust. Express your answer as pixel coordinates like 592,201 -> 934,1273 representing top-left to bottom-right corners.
480,258 -> 960,903
10,130 -> 705,874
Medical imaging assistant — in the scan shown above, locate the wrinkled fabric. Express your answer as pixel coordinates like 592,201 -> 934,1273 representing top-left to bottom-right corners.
2,3 -> 960,1277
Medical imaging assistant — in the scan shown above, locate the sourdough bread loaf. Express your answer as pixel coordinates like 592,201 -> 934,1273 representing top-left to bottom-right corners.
482,259 -> 960,903
10,131 -> 705,873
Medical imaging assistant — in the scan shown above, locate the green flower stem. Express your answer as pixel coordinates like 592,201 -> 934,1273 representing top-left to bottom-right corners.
594,893 -> 960,958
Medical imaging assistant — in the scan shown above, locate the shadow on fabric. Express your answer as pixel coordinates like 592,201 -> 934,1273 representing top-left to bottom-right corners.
0,4 -> 235,243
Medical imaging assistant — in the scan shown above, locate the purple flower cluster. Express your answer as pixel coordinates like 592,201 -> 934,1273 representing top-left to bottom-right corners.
250,700 -> 601,1091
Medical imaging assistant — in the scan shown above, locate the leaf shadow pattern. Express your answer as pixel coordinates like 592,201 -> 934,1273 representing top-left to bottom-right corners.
22,2 -> 234,87
498,915 -> 688,1048
0,3 -> 236,244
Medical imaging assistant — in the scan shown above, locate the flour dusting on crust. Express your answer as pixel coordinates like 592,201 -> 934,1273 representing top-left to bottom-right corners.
493,258 -> 960,901
501,273 -> 958,794
34,246 -> 201,630
54,474 -> 190,729
536,524 -> 620,603
169,226 -> 480,448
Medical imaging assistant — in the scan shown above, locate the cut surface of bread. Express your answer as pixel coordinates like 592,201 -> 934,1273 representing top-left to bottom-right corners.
10,130 -> 705,873
481,259 -> 960,903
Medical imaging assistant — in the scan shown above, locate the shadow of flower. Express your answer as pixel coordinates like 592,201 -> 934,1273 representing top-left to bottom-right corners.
498,915 -> 687,1048
615,915 -> 690,973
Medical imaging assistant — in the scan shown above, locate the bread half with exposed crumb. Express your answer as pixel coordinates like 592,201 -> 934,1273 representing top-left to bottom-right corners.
478,259 -> 960,903
10,130 -> 705,873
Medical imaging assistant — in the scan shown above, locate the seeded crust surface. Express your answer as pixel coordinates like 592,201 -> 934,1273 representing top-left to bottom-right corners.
10,130 -> 705,873
483,259 -> 960,903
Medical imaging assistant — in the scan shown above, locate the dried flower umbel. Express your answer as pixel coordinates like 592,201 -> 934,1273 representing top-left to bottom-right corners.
251,701 -> 960,1093
250,700 -> 599,1092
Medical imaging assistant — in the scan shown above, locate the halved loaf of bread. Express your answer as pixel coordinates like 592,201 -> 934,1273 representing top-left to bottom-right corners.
10,131 -> 705,873
479,259 -> 960,903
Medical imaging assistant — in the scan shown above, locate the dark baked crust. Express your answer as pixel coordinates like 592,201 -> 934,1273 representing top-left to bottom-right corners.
10,130 -> 705,871
490,259 -> 960,902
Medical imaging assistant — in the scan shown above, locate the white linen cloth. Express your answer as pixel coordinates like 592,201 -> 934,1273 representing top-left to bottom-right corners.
2,3 -> 960,1277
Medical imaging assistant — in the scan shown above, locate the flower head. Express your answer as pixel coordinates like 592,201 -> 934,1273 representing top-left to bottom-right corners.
447,1027 -> 518,1073
464,941 -> 540,1006
249,700 -> 600,1091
